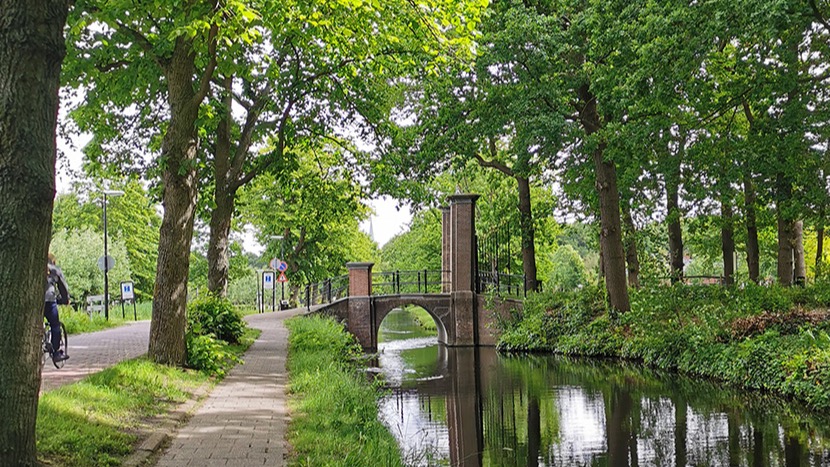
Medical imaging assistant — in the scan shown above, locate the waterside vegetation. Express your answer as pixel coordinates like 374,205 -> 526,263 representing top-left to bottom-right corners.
498,283 -> 830,411
286,316 -> 403,467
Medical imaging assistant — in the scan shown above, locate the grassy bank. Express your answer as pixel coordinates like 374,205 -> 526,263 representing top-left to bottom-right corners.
498,283 -> 830,410
60,301 -> 153,335
286,316 -> 403,467
37,327 -> 258,466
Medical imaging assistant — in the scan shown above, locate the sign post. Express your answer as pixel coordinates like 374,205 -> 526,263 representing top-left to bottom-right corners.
276,260 -> 288,309
262,271 -> 276,312
120,281 -> 137,320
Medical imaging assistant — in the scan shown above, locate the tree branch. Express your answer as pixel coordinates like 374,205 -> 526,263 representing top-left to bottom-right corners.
473,138 -> 514,177
192,22 -> 219,107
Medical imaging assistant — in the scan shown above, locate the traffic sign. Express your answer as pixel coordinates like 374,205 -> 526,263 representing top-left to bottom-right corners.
269,258 -> 279,269
277,261 -> 288,272
263,271 -> 275,289
277,272 -> 288,283
120,281 -> 135,300
97,255 -> 115,272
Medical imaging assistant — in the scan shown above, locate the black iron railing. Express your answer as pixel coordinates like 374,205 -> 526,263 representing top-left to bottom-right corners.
372,270 -> 450,295
477,271 -> 527,299
303,274 -> 349,309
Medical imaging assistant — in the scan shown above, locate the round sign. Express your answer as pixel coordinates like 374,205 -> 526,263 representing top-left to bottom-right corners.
97,255 -> 116,272
277,261 -> 288,272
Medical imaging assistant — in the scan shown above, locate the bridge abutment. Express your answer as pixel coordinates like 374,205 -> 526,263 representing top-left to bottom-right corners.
346,262 -> 375,351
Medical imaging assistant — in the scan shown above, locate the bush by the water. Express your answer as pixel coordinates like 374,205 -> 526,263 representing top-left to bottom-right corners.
497,282 -> 830,410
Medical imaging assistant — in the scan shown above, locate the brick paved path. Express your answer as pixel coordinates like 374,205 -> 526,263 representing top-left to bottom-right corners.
153,310 -> 300,467
40,320 -> 150,392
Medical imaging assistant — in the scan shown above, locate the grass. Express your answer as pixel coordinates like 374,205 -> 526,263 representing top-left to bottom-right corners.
408,306 -> 438,332
285,316 -> 403,467
37,327 -> 259,466
60,301 -> 153,335
37,358 -> 208,466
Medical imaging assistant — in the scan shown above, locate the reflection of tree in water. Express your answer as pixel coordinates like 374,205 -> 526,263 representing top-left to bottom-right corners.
479,354 -> 830,466
382,343 -> 830,466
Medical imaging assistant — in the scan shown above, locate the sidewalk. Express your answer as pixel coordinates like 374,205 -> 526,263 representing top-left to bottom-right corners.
152,309 -> 303,467
40,320 -> 150,392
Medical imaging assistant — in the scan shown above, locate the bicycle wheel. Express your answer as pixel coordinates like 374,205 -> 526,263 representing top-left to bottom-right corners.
51,323 -> 68,369
41,324 -> 51,368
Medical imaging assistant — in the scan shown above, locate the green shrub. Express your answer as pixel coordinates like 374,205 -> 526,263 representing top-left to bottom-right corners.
187,292 -> 246,344
185,332 -> 242,377
499,283 -> 830,411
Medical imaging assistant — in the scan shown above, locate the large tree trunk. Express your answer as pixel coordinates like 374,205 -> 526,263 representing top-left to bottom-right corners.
578,84 -> 630,314
621,197 -> 640,289
817,216 -> 825,279
741,101 -> 761,284
777,214 -> 795,287
149,36 -> 209,366
516,176 -> 539,292
793,220 -> 806,286
207,79 -> 235,297
666,157 -> 684,283
776,174 -> 795,286
721,197 -> 735,286
0,2 -> 68,464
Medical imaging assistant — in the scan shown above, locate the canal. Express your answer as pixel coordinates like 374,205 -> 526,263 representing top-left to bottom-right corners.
376,308 -> 830,466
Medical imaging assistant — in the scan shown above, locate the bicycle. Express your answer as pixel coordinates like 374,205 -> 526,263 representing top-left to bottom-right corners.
41,318 -> 68,369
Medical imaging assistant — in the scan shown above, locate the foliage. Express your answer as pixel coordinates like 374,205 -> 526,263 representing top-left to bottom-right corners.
547,245 -> 589,292
185,333 -> 242,378
185,292 -> 249,375
498,283 -> 830,411
239,148 -> 378,284
380,209 -> 443,272
37,358 -> 208,466
286,315 -> 402,467
187,292 -> 246,344
51,181 -> 161,299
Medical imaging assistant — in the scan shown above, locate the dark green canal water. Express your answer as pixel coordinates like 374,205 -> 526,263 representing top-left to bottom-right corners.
376,308 -> 830,467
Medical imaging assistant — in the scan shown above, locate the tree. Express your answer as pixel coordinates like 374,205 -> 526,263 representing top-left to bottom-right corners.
380,210 -> 443,272
65,0 -> 486,365
65,0 -> 265,365
548,245 -> 589,292
49,228 -> 132,301
238,145 -> 377,299
0,2 -> 69,464
200,0 -> 488,297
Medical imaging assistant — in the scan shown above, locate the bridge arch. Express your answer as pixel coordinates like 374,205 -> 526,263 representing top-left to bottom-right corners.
373,295 -> 451,349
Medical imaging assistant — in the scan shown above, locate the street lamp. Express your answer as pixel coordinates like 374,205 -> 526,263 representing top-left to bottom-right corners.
269,235 -> 286,306
102,189 -> 124,321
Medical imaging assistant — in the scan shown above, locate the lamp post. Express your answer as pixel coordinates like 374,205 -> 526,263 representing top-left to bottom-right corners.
269,235 -> 286,306
102,189 -> 124,320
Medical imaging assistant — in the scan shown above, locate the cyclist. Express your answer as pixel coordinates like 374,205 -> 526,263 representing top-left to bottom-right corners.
45,252 -> 70,363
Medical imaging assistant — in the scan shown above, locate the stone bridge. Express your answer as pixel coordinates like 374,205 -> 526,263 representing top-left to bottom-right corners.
315,194 -> 522,351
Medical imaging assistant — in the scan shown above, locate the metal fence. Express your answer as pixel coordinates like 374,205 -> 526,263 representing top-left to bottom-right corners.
477,271 -> 527,299
302,274 -> 349,309
372,270 -> 450,295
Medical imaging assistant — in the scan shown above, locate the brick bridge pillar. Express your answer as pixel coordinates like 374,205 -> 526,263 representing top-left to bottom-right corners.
448,194 -> 479,346
441,205 -> 451,293
346,262 -> 375,351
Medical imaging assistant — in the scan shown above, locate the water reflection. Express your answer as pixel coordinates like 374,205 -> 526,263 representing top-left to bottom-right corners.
377,309 -> 830,467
